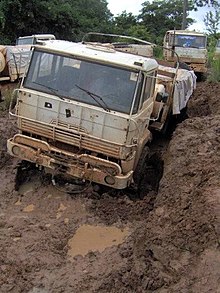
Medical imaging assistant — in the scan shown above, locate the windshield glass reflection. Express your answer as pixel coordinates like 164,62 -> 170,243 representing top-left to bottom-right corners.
24,50 -> 141,114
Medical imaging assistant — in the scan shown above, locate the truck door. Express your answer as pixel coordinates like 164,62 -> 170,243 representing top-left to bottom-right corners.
135,72 -> 156,135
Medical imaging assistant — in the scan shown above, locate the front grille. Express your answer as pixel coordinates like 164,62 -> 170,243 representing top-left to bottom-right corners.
20,118 -> 121,158
50,119 -> 87,133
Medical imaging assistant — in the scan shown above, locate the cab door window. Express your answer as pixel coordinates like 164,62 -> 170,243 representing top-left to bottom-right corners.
139,71 -> 156,110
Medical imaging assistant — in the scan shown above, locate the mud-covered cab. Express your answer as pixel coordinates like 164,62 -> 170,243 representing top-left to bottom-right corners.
163,30 -> 207,74
8,40 -> 158,190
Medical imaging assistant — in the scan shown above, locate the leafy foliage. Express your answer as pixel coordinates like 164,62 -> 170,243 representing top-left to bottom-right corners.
204,2 -> 220,36
194,0 -> 219,7
0,0 -> 113,44
138,0 -> 195,44
0,0 -> 219,47
208,57 -> 220,82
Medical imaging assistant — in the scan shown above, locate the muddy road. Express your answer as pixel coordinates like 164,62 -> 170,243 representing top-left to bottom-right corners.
0,81 -> 220,293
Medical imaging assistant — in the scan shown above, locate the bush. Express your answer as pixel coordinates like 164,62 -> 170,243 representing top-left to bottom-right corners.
208,57 -> 220,82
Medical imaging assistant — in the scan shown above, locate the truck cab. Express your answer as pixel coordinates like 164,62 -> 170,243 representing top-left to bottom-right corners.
163,30 -> 207,75
8,40 -> 159,190
16,34 -> 56,46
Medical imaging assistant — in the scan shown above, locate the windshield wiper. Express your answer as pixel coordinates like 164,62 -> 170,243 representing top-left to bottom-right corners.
33,81 -> 65,100
75,84 -> 110,112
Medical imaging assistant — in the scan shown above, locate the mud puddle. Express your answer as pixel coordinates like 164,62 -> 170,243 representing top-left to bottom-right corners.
68,224 -> 130,257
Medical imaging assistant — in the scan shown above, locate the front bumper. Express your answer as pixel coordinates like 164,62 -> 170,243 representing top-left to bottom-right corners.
7,134 -> 133,189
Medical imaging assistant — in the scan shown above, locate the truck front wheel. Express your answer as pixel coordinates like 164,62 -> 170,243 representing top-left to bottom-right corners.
133,147 -> 164,199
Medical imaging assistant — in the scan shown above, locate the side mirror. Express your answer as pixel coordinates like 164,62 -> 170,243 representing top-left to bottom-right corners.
156,92 -> 168,103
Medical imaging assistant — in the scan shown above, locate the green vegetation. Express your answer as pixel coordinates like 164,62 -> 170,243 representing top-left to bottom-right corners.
0,0 -> 208,45
208,57 -> 220,82
0,0 -> 218,45
0,0 -> 219,82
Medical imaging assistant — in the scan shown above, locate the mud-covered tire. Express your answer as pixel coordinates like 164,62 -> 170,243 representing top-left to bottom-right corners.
175,61 -> 191,71
196,72 -> 207,82
133,147 -> 164,199
179,62 -> 191,71
133,146 -> 150,187
15,160 -> 36,191
133,146 -> 152,199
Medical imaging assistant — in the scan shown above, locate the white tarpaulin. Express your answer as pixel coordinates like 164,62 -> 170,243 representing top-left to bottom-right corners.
173,69 -> 197,114
158,65 -> 197,115
5,45 -> 32,81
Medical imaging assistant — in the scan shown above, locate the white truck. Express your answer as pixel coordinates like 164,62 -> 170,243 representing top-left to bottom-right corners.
163,30 -> 207,79
0,34 -> 56,82
16,34 -> 56,46
7,36 -> 196,196
0,45 -> 31,82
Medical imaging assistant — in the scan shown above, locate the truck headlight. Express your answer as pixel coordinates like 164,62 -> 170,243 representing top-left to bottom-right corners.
104,176 -> 115,185
12,145 -> 21,156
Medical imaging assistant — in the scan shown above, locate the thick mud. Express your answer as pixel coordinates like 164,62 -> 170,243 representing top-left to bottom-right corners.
0,81 -> 220,292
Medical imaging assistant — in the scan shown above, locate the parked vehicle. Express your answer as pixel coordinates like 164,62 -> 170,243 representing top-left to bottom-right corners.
7,35 -> 196,196
0,45 -> 31,82
0,34 -> 56,82
16,34 -> 56,46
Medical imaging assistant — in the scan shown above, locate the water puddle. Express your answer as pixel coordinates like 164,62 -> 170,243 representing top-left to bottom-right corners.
19,181 -> 35,196
68,224 -> 129,257
56,203 -> 67,219
15,199 -> 22,206
23,204 -> 35,212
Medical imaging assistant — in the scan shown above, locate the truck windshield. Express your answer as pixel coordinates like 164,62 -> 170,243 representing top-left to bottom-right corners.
16,37 -> 34,45
24,50 -> 142,114
170,34 -> 206,49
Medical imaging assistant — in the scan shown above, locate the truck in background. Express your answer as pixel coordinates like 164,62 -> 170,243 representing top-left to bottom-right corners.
0,34 -> 56,82
163,30 -> 207,79
0,45 -> 31,82
7,35 -> 196,197
16,34 -> 56,46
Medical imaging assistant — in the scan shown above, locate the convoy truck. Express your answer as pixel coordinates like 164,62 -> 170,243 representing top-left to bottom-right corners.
0,45 -> 31,82
0,34 -> 56,82
163,30 -> 207,78
7,36 -> 196,196
16,34 -> 56,46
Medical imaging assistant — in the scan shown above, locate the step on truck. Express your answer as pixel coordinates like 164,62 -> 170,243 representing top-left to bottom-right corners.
7,34 -> 196,196
163,30 -> 207,79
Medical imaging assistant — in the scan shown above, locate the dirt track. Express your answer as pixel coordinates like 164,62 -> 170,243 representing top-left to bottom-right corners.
0,81 -> 220,293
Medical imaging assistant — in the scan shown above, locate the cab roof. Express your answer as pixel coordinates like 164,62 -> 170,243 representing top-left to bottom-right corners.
35,40 -> 158,72
166,30 -> 206,37
18,34 -> 56,40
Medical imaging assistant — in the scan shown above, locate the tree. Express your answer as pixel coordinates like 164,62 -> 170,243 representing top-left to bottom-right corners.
0,0 -> 114,44
194,0 -> 219,7
138,0 -> 195,44
114,11 -> 137,32
204,2 -> 220,36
